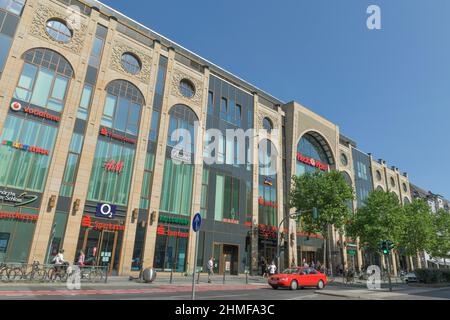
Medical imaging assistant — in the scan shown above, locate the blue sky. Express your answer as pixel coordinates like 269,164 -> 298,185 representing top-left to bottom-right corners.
101,0 -> 450,199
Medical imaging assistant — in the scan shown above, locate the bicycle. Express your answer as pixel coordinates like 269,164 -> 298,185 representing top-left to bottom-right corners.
48,262 -> 70,282
9,261 -> 48,282
0,263 -> 12,282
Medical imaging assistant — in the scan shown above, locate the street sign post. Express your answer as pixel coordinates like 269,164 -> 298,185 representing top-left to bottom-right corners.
191,213 -> 202,300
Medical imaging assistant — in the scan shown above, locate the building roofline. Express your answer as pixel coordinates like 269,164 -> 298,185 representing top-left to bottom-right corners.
86,0 -> 284,107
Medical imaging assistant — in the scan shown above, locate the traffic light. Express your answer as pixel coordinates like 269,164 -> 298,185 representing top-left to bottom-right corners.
379,240 -> 394,255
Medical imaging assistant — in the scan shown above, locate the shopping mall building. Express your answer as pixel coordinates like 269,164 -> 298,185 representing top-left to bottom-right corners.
0,0 -> 419,276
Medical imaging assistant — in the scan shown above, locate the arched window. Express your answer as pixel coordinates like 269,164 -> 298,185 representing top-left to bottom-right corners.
258,139 -> 278,226
100,80 -> 144,136
179,79 -> 195,98
296,132 -> 333,176
160,105 -> 198,216
403,197 -> 411,205
14,48 -> 73,113
263,117 -> 273,133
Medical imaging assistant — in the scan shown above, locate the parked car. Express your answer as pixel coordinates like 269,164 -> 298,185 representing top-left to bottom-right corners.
403,272 -> 418,283
268,267 -> 327,290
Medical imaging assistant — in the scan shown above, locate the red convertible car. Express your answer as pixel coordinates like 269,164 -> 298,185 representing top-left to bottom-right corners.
268,267 -> 327,290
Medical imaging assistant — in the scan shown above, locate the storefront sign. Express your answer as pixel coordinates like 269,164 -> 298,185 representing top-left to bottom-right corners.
258,197 -> 278,208
157,225 -> 189,238
10,102 -> 60,122
258,224 -> 277,240
95,203 -> 116,219
296,153 -> 328,171
296,232 -> 324,239
100,127 -> 136,144
2,140 -> 50,155
103,160 -> 124,173
159,215 -> 189,226
0,189 -> 39,207
81,215 -> 125,231
222,218 -> 239,224
0,211 -> 39,222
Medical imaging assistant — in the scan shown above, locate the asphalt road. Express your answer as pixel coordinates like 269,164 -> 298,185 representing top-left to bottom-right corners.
0,286 -> 348,300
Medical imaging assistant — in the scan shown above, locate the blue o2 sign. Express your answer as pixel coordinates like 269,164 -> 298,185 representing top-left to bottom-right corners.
96,203 -> 116,219
192,213 -> 202,233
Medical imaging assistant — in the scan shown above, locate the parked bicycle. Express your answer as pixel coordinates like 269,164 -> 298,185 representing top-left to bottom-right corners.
7,261 -> 48,282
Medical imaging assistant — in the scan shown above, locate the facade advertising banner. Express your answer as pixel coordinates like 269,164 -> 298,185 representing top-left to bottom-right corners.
0,189 -> 39,207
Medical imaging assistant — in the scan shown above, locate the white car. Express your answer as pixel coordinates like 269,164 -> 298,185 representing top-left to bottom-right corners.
403,272 -> 418,283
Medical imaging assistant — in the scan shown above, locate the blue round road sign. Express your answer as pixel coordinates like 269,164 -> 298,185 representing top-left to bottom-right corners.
192,213 -> 202,232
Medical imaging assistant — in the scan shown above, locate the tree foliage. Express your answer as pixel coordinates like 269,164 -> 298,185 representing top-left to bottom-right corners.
347,189 -> 403,252
429,209 -> 450,260
289,170 -> 354,237
398,199 -> 434,256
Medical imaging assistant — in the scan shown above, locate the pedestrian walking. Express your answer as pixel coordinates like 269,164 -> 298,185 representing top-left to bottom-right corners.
207,257 -> 214,283
268,261 -> 277,276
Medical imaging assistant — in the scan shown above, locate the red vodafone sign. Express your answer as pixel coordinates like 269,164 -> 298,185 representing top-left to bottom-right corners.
296,153 -> 328,171
10,101 -> 22,111
10,101 -> 60,122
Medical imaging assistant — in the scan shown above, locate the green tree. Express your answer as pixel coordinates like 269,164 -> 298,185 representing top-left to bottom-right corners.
429,209 -> 450,266
347,190 -> 403,255
289,170 -> 354,272
398,199 -> 434,257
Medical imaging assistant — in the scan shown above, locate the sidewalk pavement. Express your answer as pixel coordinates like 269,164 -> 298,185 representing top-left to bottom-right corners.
315,286 -> 450,300
0,274 -> 269,290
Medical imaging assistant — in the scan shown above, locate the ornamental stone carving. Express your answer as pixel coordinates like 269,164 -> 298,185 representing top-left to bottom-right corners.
110,41 -> 152,83
257,109 -> 279,131
29,4 -> 88,55
170,70 -> 203,107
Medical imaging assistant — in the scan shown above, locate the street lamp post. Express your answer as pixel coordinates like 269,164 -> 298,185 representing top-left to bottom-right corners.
276,209 -> 315,271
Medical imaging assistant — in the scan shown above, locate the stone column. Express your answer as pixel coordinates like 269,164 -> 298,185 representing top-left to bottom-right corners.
251,93 -> 259,275
117,41 -> 161,275
141,48 -> 176,268
185,67 -> 209,274
28,8 -> 99,264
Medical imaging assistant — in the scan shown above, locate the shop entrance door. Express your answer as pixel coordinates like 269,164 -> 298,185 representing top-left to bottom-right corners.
82,229 -> 118,275
213,243 -> 239,275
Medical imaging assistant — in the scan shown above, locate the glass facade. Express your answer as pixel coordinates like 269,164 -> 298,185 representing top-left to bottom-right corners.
0,0 -> 24,77
352,148 -> 374,208
296,133 -> 330,176
159,105 -> 198,216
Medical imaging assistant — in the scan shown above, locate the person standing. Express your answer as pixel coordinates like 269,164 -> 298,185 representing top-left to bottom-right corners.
77,250 -> 85,267
207,257 -> 214,283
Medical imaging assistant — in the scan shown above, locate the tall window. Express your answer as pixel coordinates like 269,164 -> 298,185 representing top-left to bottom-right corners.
13,48 -> 73,113
139,152 -> 155,210
0,115 -> 58,192
296,133 -> 330,176
200,169 -> 209,218
86,139 -> 136,206
100,80 -> 144,136
59,133 -> 84,197
160,105 -> 198,216
214,174 -> 240,223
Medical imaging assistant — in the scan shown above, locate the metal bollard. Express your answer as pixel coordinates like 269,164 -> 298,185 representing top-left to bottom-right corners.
170,268 -> 173,284
246,272 -> 248,285
197,271 -> 200,284
223,271 -> 226,284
